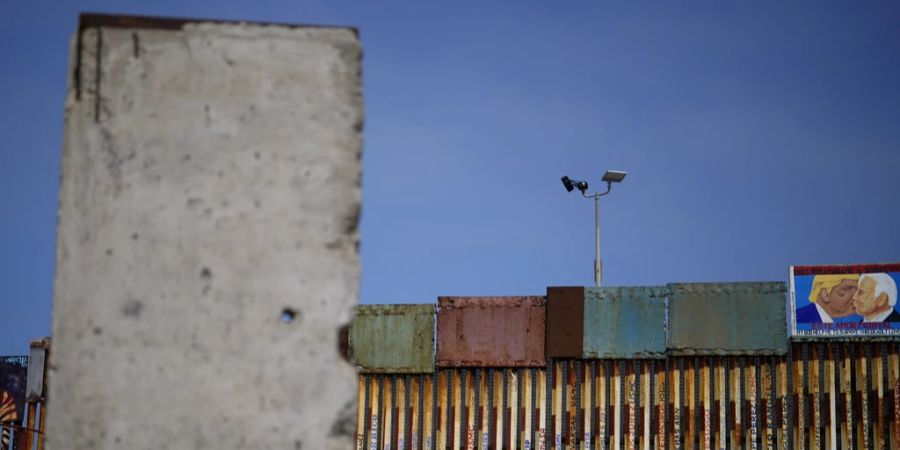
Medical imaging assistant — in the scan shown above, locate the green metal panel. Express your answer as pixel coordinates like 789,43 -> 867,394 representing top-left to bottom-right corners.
667,282 -> 788,356
583,286 -> 668,359
348,304 -> 435,373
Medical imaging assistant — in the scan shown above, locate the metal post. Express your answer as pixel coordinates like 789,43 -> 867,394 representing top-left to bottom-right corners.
594,194 -> 601,287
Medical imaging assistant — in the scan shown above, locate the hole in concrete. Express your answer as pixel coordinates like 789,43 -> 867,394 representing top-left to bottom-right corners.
280,308 -> 298,323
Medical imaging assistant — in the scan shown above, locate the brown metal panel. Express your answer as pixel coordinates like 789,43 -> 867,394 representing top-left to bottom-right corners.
436,296 -> 546,367
546,287 -> 585,359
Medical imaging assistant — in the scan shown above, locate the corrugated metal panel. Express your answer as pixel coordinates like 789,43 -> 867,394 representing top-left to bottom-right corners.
349,304 -> 435,374
584,286 -> 669,359
358,343 -> 900,450
436,296 -> 546,367
668,282 -> 788,356
546,287 -> 585,358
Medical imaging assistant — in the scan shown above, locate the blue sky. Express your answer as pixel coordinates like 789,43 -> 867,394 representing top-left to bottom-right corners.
2,2 -> 900,354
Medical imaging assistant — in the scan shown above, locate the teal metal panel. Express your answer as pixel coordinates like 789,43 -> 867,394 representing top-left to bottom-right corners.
667,282 -> 788,356
348,304 -> 435,373
583,286 -> 668,359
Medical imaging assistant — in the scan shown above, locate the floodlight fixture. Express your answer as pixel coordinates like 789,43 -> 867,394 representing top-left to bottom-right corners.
601,170 -> 627,184
559,169 -> 628,287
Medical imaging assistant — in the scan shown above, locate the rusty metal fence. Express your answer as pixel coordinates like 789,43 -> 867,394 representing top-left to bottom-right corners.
355,343 -> 900,450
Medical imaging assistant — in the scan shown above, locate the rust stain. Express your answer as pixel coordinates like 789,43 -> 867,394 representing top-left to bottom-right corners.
436,296 -> 546,367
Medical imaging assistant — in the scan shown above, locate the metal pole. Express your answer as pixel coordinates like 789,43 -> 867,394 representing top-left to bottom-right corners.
594,194 -> 601,287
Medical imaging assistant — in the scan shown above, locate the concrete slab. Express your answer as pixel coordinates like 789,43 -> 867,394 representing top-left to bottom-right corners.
47,14 -> 362,449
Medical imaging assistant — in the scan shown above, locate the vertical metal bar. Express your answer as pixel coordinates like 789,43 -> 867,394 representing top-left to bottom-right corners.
802,343 -> 809,450
379,376 -> 386,450
461,369 -> 468,450
503,368 -> 510,449
591,362 -> 597,450
649,360 -> 656,450
419,375 -> 426,450
576,361 -> 583,449
517,368 -> 524,450
865,344 -> 874,450
787,345 -> 795,450
694,357 -> 701,450
750,356 -> 762,450
882,343 -> 891,450
474,370 -> 481,450
708,358 -> 715,450
447,371 -> 454,450
544,358 -> 556,450
432,373 -> 438,450
738,358 -> 745,450
619,360 -> 626,450
817,345 -> 825,450
365,375 -> 372,449
828,344 -> 844,450
393,375 -> 399,450
664,358 -> 670,450
605,360 -> 612,450
562,362 -> 568,448
633,360 -> 640,450
724,358 -> 731,450
850,345 -> 858,450
768,356 -> 776,450
406,375 -> 413,450
489,369 -> 496,450
678,358 -> 685,450
532,367 -> 538,449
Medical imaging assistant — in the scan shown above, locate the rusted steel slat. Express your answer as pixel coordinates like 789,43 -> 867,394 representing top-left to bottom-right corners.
561,362 -> 568,448
502,369 -> 510,449
511,369 -> 519,450
827,346 -> 836,450
865,344 -> 874,450
576,362 -> 583,449
588,362 -> 595,450
379,376 -> 386,450
618,360 -> 625,450
419,375 -> 426,450
556,362 -> 564,450
362,375 -> 371,450
707,358 -> 714,450
459,370 -> 467,450
724,358 -> 731,450
881,344 -> 891,450
751,357 -> 760,450
663,358 -> 669,450
402,375 -> 410,450
649,360 -> 656,450
737,358 -> 745,450
801,344 -> 809,450
488,369 -> 496,450
849,345 -> 858,450
817,345 -> 824,450
531,367 -> 538,449
780,357 -> 789,450
390,375 -> 398,450
676,358 -> 685,450
767,357 -> 776,450
787,347 -> 794,450
546,360 -> 553,450
631,360 -> 639,450
691,356 -> 701,450
430,373 -> 438,450
604,360 -> 612,450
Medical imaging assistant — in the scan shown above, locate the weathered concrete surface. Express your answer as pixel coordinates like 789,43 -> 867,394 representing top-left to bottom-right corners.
583,286 -> 668,359
349,304 -> 435,373
48,16 -> 362,449
667,282 -> 788,356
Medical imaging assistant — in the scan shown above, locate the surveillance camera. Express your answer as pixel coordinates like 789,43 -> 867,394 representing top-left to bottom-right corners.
561,176 -> 575,192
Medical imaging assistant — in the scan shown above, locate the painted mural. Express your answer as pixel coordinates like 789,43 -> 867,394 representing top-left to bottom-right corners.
0,355 -> 28,448
791,263 -> 900,336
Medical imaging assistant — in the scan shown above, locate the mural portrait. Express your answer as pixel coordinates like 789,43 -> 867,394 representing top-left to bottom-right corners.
791,263 -> 900,337
0,355 -> 28,449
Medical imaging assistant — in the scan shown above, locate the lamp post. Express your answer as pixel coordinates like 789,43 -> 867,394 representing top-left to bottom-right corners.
561,170 -> 627,287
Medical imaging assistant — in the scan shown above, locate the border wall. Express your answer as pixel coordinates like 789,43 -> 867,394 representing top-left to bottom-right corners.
350,284 -> 900,450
